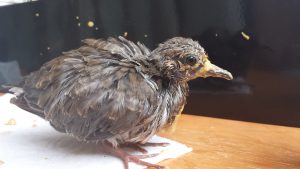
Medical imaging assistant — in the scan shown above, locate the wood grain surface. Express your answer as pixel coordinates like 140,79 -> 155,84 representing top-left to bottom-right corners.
157,114 -> 300,169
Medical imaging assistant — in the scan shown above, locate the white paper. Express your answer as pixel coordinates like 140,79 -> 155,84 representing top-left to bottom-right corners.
0,94 -> 192,169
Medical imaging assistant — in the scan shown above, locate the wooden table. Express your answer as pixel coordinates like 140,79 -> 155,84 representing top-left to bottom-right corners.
158,114 -> 300,169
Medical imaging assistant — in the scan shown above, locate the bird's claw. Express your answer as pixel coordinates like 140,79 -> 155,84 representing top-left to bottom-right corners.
124,153 -> 164,169
103,142 -> 165,169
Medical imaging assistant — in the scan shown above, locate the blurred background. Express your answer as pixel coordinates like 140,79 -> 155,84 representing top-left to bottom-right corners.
0,0 -> 299,127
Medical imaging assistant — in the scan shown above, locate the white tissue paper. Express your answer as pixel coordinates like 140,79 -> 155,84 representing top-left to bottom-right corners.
0,94 -> 192,169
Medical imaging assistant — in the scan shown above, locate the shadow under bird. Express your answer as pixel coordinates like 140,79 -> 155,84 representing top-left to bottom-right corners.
8,36 -> 233,169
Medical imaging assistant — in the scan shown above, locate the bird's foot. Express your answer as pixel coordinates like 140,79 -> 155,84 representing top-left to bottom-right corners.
122,142 -> 170,154
103,142 -> 165,169
118,151 -> 163,169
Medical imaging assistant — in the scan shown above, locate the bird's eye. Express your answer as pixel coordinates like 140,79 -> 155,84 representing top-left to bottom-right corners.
185,55 -> 197,66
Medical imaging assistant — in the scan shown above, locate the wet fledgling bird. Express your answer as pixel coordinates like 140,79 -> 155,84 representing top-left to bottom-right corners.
9,36 -> 232,169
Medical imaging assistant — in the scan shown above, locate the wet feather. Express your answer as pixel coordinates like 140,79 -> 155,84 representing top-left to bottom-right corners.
9,36 -> 231,148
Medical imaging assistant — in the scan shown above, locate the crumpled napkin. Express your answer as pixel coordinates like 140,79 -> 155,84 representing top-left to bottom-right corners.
0,94 -> 192,169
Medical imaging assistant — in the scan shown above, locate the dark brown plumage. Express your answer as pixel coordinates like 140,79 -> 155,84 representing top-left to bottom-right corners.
9,36 -> 232,169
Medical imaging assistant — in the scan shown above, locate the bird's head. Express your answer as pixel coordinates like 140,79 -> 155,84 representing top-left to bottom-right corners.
151,37 -> 233,82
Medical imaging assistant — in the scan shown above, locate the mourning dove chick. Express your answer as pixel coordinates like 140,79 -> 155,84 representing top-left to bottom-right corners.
9,36 -> 232,169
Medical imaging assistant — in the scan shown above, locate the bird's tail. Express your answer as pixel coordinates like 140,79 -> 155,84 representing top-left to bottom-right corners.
1,84 -> 24,96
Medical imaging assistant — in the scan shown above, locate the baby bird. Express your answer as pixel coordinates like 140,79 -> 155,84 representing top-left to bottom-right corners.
9,36 -> 232,169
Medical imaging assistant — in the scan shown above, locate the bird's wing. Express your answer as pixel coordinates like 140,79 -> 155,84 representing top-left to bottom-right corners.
15,42 -> 161,141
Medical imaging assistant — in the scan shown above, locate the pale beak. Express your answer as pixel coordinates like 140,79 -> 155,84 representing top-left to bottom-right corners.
196,58 -> 233,80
